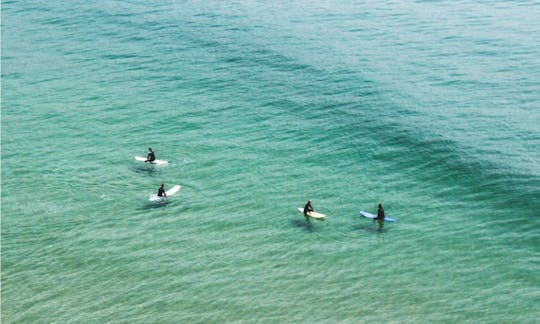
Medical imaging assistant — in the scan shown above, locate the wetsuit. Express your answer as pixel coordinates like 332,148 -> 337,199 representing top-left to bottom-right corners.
303,203 -> 313,216
158,187 -> 166,197
376,206 -> 385,221
147,151 -> 155,162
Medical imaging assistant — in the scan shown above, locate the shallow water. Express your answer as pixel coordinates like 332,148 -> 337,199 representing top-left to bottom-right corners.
2,0 -> 539,322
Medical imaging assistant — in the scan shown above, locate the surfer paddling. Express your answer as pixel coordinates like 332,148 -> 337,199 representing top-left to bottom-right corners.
157,184 -> 167,197
303,200 -> 314,216
145,148 -> 156,163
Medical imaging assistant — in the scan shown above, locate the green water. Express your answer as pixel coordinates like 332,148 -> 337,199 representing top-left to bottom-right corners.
2,0 -> 539,322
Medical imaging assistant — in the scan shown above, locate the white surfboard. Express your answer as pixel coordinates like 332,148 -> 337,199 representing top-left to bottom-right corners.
360,210 -> 396,222
135,156 -> 168,165
149,185 -> 181,201
298,207 -> 326,220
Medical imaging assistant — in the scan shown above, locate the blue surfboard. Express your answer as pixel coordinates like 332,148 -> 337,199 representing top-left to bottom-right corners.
360,210 -> 397,222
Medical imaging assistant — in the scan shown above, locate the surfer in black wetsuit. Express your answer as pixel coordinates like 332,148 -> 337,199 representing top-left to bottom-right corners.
303,200 -> 314,216
157,183 -> 167,197
375,203 -> 385,222
145,148 -> 155,163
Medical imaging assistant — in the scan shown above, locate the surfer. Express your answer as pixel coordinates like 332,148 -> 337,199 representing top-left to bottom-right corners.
303,200 -> 314,216
145,148 -> 155,163
374,203 -> 385,222
157,184 -> 167,197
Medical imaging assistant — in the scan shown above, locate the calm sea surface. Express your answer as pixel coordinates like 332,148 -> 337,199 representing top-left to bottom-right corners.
2,0 -> 539,322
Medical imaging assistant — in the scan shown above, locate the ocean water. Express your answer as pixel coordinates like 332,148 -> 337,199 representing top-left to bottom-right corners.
2,0 -> 539,322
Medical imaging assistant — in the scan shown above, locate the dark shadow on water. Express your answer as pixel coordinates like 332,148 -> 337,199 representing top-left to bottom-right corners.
142,199 -> 173,209
129,165 -> 158,175
352,220 -> 387,234
290,217 -> 317,233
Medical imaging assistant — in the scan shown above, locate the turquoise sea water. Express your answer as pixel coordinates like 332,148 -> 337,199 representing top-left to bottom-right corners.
2,0 -> 539,322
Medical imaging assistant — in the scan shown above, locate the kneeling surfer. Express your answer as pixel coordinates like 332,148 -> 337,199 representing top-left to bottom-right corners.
158,183 -> 167,197
145,148 -> 155,163
303,200 -> 314,216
